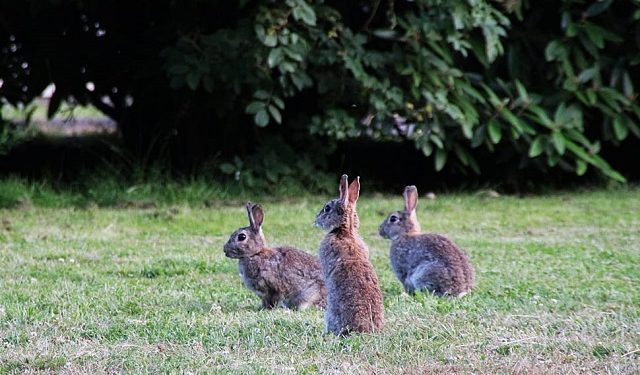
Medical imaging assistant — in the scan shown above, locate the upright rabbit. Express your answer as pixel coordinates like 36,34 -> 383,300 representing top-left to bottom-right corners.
223,202 -> 326,310
379,186 -> 475,297
315,175 -> 384,335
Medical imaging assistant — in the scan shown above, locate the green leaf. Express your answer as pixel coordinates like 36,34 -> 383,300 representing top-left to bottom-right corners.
255,109 -> 269,127
435,149 -> 447,171
544,40 -> 564,61
565,139 -> 626,182
292,2 -> 317,26
267,48 -> 284,68
488,119 -> 502,144
527,105 -> 554,127
471,126 -> 485,148
577,67 -> 598,84
268,105 -> 282,124
599,87 -> 630,106
584,0 -> 613,17
480,84 -> 503,107
584,23 -> 605,49
576,160 -> 587,176
272,96 -> 285,110
612,117 -> 629,140
515,80 -> 529,102
254,90 -> 271,100
552,131 -> 566,155
603,169 -> 626,183
430,134 -> 444,149
626,117 -> 640,137
500,109 -> 533,135
561,11 -> 571,30
245,101 -> 265,114
585,89 -> 597,105
453,144 -> 469,166
283,47 -> 304,62
565,128 -> 592,147
301,7 -> 317,26
457,82 -> 486,104
254,24 -> 266,41
421,143 -> 433,157
280,62 -> 296,73
585,0 -> 613,18
186,72 -> 200,90
529,136 -> 546,157
622,72 -> 634,97
264,34 -> 278,47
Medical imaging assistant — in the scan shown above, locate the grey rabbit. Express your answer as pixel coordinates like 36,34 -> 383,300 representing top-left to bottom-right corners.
379,186 -> 475,297
223,202 -> 326,310
315,175 -> 384,335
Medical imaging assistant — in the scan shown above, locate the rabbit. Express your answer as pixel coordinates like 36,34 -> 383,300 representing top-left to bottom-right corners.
223,202 -> 326,310
314,175 -> 384,335
379,185 -> 475,297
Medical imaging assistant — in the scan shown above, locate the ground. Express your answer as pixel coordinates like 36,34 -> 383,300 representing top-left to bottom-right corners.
0,188 -> 638,374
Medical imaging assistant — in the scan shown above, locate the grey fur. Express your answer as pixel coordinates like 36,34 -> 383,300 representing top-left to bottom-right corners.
315,175 -> 384,335
224,202 -> 326,310
379,186 -> 475,297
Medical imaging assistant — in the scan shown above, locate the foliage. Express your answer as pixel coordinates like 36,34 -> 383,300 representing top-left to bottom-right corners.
217,135 -> 334,192
1,0 -> 639,182
0,113 -> 34,156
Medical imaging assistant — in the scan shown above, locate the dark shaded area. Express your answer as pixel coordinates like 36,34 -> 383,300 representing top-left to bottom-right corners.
0,135 -> 121,179
333,139 -> 640,192
2,134 -> 637,193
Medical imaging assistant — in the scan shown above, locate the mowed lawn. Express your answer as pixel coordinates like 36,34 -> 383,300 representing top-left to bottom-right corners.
0,188 -> 638,374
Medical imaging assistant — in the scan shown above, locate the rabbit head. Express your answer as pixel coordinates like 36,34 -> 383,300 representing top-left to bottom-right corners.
315,174 -> 360,233
223,202 -> 267,258
379,185 -> 421,240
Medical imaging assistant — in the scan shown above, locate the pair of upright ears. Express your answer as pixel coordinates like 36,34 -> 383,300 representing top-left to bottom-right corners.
339,174 -> 360,206
339,177 -> 417,213
246,202 -> 264,232
404,185 -> 418,213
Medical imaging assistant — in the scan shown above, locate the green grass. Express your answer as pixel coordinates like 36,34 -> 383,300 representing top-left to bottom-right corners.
0,176 -> 329,209
0,188 -> 638,373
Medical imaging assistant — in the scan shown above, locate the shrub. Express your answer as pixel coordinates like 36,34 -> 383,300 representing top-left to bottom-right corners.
1,0 -> 638,182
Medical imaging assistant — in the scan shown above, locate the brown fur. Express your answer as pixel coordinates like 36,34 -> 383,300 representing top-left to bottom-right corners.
315,175 -> 384,335
379,186 -> 475,297
224,202 -> 326,310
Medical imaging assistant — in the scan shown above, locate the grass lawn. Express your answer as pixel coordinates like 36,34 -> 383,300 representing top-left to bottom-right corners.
0,188 -> 638,373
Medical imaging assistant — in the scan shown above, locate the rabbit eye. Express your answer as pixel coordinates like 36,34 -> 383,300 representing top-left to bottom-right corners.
324,204 -> 331,213
237,233 -> 246,241
389,215 -> 399,223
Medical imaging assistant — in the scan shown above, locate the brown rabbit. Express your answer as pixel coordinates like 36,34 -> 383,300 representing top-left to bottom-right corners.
223,202 -> 326,310
315,175 -> 384,335
379,186 -> 475,297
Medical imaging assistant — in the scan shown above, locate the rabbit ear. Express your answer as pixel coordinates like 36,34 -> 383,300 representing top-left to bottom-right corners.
246,202 -> 264,232
339,174 -> 349,205
347,176 -> 360,205
404,185 -> 418,213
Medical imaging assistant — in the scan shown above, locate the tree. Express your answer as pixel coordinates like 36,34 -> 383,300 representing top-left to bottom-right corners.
1,0 -> 638,182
